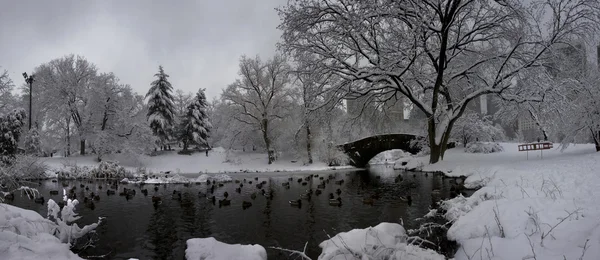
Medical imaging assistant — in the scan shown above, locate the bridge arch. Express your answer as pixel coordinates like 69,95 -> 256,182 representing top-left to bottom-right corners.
337,134 -> 422,168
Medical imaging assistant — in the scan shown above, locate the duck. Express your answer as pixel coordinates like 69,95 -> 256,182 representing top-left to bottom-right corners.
301,182 -> 308,186
51,179 -> 58,183
250,192 -> 257,200
85,186 -> 90,190
98,185 -> 103,189
172,192 -> 182,201
34,196 -> 45,204
88,201 -> 96,210
282,182 -> 290,187
297,178 -> 302,183
154,186 -> 159,191
210,196 -> 216,204
242,201 -> 252,209
248,181 -> 253,184
235,187 -> 242,193
289,199 -> 302,207
261,180 -> 267,185
218,198 -> 231,206
329,197 -> 342,206
329,193 -> 334,199
336,188 -> 342,195
93,195 -> 100,201
319,176 -> 324,180
235,180 -> 241,184
106,189 -> 116,195
317,183 -> 325,189
152,196 -> 161,203
80,184 -> 85,188
335,179 -> 344,185
287,177 -> 293,181
141,189 -> 148,196
83,197 -> 89,203
218,183 -> 224,187
223,191 -> 229,199
256,183 -> 263,189
3,193 -> 14,200
264,191 -> 273,199
315,189 -> 322,195
300,193 -> 311,200
399,195 -> 412,202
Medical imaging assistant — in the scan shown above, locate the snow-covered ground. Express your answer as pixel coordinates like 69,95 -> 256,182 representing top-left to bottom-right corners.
42,147 -> 351,175
185,237 -> 267,260
398,142 -> 600,259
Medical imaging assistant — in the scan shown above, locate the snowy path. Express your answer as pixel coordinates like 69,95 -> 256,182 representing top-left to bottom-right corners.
398,143 -> 600,260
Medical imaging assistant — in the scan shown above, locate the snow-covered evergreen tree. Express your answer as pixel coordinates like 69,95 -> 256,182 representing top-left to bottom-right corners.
0,109 -> 27,161
23,128 -> 42,156
146,66 -> 176,147
177,88 -> 211,151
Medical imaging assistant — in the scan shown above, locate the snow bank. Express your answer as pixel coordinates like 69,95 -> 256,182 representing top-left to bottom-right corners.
0,204 -> 83,260
185,237 -> 267,260
318,222 -> 444,260
143,173 -> 191,184
409,142 -> 600,260
43,147 -> 351,175
120,173 -> 233,184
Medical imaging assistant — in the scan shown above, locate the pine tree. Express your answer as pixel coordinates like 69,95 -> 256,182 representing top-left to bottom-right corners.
177,88 -> 211,151
146,66 -> 176,147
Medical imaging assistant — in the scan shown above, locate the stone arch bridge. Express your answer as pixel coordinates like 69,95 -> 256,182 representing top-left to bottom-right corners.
337,134 -> 422,168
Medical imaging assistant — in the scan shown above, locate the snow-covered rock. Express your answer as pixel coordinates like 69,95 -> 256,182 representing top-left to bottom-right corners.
318,222 -> 444,260
369,149 -> 410,165
192,174 -> 210,183
185,237 -> 267,260
211,174 -> 232,183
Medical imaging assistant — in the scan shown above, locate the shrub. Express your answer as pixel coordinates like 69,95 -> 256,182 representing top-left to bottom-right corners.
464,142 -> 504,154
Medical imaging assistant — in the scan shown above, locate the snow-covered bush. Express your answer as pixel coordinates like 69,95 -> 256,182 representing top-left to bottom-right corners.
0,109 -> 26,162
47,192 -> 102,245
464,142 -> 504,154
0,156 -> 48,199
88,161 -> 131,179
315,142 -> 349,166
410,137 -> 430,156
452,112 -> 506,147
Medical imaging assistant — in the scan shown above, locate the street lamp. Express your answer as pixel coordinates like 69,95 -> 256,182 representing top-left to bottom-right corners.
22,72 -> 34,130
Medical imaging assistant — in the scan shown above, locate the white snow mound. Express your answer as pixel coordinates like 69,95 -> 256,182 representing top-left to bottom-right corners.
318,222 -> 444,260
185,237 -> 267,260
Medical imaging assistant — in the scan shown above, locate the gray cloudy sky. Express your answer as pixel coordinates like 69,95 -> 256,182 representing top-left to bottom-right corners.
0,0 -> 284,99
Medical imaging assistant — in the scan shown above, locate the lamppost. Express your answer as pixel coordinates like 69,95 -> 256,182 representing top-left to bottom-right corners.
22,72 -> 34,130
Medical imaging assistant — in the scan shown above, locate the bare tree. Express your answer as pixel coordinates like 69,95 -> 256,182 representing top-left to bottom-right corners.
0,68 -> 15,110
221,55 -> 292,164
278,0 -> 599,163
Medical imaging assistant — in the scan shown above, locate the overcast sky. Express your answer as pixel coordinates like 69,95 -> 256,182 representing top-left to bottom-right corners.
0,0 -> 284,99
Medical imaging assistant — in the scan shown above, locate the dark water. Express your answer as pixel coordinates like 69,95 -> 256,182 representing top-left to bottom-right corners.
7,166 -> 456,260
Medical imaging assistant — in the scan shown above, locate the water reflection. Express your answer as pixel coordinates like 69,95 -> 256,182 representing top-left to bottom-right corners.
7,166 -> 455,259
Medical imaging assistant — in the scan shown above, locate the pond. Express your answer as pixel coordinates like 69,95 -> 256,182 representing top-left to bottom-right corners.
7,166 -> 458,260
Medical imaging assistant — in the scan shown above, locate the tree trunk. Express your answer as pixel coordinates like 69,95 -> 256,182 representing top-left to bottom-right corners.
262,119 -> 273,164
66,117 -> 71,157
595,130 -> 600,152
80,139 -> 86,155
305,120 -> 313,164
427,117 -> 454,164
183,141 -> 188,151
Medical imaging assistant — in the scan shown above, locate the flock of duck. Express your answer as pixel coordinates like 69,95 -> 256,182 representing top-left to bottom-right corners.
3,171 -> 467,211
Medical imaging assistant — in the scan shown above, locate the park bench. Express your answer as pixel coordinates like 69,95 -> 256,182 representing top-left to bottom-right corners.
518,142 -> 553,159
